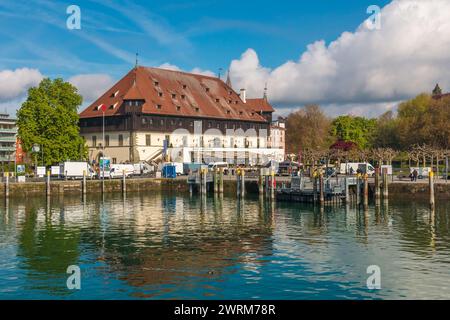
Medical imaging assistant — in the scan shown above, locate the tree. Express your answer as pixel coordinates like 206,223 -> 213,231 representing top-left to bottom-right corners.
330,115 -> 377,149
432,83 -> 442,96
17,78 -> 87,166
285,105 -> 332,153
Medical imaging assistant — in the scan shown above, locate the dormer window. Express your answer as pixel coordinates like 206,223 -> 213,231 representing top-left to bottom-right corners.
172,93 -> 177,99
158,92 -> 163,97
109,102 -> 118,110
205,87 -> 210,93
182,84 -> 187,89
154,81 -> 159,86
226,110 -> 231,115
156,104 -> 162,110
228,100 -> 232,104
111,90 -> 119,98
195,107 -> 200,112
181,94 -> 186,100
216,98 -> 220,103
176,106 -> 181,111
239,111 -> 243,115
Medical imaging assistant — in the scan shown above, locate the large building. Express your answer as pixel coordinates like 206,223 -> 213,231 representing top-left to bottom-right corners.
0,113 -> 18,164
79,66 -> 285,165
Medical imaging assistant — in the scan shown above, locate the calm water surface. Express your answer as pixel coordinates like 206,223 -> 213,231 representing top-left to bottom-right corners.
0,192 -> 449,299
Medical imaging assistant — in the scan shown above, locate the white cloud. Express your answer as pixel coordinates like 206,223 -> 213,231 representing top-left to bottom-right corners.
229,0 -> 450,116
0,68 -> 43,102
68,74 -> 115,103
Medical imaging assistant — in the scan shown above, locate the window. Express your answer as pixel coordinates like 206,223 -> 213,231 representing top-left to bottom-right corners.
181,94 -> 186,100
156,104 -> 162,110
172,93 -> 177,99
205,87 -> 210,92
92,136 -> 97,147
176,106 -> 181,111
118,134 -> 123,146
158,92 -> 163,97
154,81 -> 159,86
112,158 -> 117,164
216,98 -> 220,103
105,135 -> 110,147
195,107 -> 200,112
146,134 -> 151,146
183,84 -> 187,89
160,119 -> 164,126
142,117 -> 147,125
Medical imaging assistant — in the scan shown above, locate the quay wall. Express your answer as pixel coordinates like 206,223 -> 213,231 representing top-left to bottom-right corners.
1,178 -> 450,199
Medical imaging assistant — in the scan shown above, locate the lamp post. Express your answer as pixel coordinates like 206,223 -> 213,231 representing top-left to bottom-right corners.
101,104 -> 106,181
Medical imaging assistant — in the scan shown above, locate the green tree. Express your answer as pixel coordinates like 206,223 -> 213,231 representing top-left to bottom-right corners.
16,78 -> 87,165
330,115 -> 377,149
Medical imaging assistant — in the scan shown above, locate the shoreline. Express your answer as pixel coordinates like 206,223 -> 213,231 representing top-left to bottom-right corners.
1,177 -> 450,199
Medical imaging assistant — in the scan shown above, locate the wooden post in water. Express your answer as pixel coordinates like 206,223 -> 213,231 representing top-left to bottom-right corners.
219,168 -> 224,194
271,170 -> 275,200
5,172 -> 9,199
213,169 -> 218,194
375,167 -> 381,200
236,169 -> 241,198
363,174 -> 369,209
122,170 -> 126,195
429,171 -> 435,211
344,176 -> 350,203
202,169 -> 207,196
382,169 -> 389,199
258,169 -> 264,196
241,169 -> 245,198
319,173 -> 324,205
46,170 -> 51,197
82,170 -> 87,197
313,174 -> 318,203
356,174 -> 361,206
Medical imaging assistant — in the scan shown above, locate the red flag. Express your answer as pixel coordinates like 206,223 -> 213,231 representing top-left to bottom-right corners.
100,104 -> 106,112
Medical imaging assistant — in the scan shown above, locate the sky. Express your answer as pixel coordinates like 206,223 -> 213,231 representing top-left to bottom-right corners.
0,0 -> 449,118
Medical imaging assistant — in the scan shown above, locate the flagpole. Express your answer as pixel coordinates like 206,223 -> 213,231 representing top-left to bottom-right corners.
102,106 -> 105,181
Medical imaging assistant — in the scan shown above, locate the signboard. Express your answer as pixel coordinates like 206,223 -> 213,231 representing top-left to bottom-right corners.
32,144 -> 40,153
100,157 -> 111,171
37,166 -> 46,177
51,166 -> 60,176
16,165 -> 25,174
18,176 -> 26,183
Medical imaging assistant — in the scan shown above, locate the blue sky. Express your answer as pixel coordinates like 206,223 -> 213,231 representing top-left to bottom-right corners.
0,0 -> 448,117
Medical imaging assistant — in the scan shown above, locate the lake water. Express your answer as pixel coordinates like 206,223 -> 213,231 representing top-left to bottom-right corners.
0,192 -> 449,300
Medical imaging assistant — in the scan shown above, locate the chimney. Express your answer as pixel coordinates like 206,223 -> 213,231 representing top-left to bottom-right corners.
240,88 -> 246,103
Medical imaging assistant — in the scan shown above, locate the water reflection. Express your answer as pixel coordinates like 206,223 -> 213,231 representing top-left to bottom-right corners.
0,193 -> 449,299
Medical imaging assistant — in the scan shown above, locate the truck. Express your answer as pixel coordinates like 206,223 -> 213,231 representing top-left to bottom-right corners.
133,162 -> 153,175
339,162 -> 376,176
60,162 -> 96,179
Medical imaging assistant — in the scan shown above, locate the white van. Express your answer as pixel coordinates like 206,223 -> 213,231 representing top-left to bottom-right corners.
340,162 -> 376,176
109,164 -> 134,178
208,162 -> 229,171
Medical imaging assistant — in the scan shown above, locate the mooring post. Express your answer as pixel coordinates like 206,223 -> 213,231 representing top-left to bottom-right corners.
375,167 -> 381,200
382,169 -> 389,199
313,173 -> 318,203
46,170 -> 51,197
364,174 -> 369,209
429,171 -> 435,211
258,169 -> 264,196
202,169 -> 207,196
241,169 -> 245,198
219,168 -> 224,194
356,174 -> 361,206
5,172 -> 9,199
213,169 -> 218,194
319,173 -> 324,205
271,170 -> 275,200
82,170 -> 87,197
122,170 -> 126,195
344,176 -> 350,203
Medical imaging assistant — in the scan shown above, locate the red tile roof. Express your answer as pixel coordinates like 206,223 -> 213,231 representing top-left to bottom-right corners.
246,98 -> 275,113
79,67 -> 268,123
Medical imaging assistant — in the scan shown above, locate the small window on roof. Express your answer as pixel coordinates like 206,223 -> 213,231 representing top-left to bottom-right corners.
158,92 -> 163,97
228,99 -> 232,104
181,94 -> 186,100
111,90 -> 119,98
226,110 -> 231,115
216,98 -> 220,103
235,101 -> 238,104
109,102 -> 118,110
172,93 -> 177,99
176,106 -> 181,111
156,104 -> 162,110
183,84 -> 187,89
239,111 -> 243,115
195,107 -> 200,112
205,87 -> 210,92
229,90 -> 232,95
154,81 -> 159,86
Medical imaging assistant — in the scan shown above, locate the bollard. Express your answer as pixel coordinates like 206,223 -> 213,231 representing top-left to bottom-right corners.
270,170 -> 275,200
202,169 -> 207,196
46,170 -> 51,197
344,177 -> 350,203
375,167 -> 381,200
429,171 -> 435,211
258,169 -> 264,196
82,170 -> 87,196
5,173 -> 9,199
219,168 -> 224,194
122,170 -> 126,195
382,169 -> 389,199
319,174 -> 324,205
213,169 -> 218,194
236,169 -> 241,198
241,169 -> 245,198
363,174 -> 369,209
313,174 -> 318,203
356,174 -> 361,206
